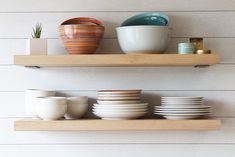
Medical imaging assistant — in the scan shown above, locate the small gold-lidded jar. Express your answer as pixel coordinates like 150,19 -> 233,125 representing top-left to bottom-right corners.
196,49 -> 211,54
190,38 -> 203,52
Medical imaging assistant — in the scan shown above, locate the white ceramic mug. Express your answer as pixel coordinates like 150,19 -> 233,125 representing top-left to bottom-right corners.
65,96 -> 88,119
25,89 -> 56,118
36,97 -> 67,120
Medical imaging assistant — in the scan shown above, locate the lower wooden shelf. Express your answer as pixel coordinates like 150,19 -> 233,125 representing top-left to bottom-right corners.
14,119 -> 221,131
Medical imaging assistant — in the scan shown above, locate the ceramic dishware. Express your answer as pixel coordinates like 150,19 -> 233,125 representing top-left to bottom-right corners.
59,17 -> 105,54
116,26 -> 171,54
65,97 -> 88,119
154,96 -> 211,120
93,110 -> 147,120
121,12 -> 170,27
36,97 -> 67,120
97,100 -> 141,105
25,89 -> 56,118
94,89 -> 148,120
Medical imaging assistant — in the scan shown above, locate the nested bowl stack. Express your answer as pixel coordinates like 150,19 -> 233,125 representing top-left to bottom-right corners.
59,17 -> 105,55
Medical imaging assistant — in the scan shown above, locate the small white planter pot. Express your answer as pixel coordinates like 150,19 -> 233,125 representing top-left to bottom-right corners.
26,38 -> 47,55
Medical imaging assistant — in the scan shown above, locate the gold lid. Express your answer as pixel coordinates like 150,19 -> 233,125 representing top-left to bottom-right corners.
190,37 -> 203,41
196,49 -> 211,54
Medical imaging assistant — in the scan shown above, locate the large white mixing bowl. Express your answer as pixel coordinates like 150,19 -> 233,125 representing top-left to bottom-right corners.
116,26 -> 171,54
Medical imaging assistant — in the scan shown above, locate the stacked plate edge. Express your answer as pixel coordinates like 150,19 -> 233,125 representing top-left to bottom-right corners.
93,90 -> 148,120
155,97 -> 211,120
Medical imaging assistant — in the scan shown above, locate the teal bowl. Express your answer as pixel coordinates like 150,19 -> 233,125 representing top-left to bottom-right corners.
121,12 -> 169,27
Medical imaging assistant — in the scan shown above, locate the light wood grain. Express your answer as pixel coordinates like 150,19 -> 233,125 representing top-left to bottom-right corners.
1,118 -> 235,144
14,119 -> 221,131
14,54 -> 220,67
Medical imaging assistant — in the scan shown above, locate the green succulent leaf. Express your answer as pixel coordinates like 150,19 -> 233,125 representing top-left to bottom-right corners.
31,23 -> 42,38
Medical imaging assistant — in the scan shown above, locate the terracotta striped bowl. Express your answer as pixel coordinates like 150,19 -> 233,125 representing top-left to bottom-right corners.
59,17 -> 105,55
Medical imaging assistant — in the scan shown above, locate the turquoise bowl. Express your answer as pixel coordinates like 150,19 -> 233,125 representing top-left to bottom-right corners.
121,12 -> 169,27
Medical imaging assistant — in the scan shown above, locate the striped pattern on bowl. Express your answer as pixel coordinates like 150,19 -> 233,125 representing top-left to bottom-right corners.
59,17 -> 105,55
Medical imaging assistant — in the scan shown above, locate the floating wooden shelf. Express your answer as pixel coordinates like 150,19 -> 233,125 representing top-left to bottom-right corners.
14,119 -> 221,131
14,54 -> 220,68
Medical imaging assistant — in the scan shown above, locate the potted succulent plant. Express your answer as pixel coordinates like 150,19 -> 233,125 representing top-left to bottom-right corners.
27,23 -> 47,55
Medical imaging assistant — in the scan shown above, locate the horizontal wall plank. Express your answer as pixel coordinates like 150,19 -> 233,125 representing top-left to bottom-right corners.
0,38 -> 233,64
1,0 -> 235,12
1,124 -> 235,143
1,145 -> 235,157
1,12 -> 235,38
0,65 -> 233,91
1,91 -> 235,118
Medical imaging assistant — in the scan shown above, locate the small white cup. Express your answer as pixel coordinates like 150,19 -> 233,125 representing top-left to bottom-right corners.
36,97 -> 67,120
65,97 -> 88,119
25,89 -> 56,118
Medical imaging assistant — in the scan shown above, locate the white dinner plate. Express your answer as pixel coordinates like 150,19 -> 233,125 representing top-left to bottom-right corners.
155,112 -> 210,116
161,102 -> 202,105
162,115 -> 207,120
155,110 -> 210,113
155,108 -> 210,111
155,105 -> 211,109
162,97 -> 203,99
97,100 -> 141,105
93,108 -> 148,112
93,111 -> 146,120
161,100 -> 203,103
94,104 -> 148,109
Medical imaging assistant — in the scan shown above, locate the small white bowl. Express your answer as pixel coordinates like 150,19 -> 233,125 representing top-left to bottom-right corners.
65,97 -> 89,119
36,97 -> 67,120
25,89 -> 56,118
116,25 -> 171,54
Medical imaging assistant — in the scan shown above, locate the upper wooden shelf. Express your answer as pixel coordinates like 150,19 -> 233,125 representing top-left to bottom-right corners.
14,119 -> 221,131
14,54 -> 220,68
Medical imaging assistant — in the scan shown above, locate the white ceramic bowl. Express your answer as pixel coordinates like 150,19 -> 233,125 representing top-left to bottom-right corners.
36,97 -> 67,120
116,26 -> 171,54
25,89 -> 56,118
65,97 -> 89,119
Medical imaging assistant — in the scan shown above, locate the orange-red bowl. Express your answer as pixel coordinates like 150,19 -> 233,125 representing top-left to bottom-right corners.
59,17 -> 105,55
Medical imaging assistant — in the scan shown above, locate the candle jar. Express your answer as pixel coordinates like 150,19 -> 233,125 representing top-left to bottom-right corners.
190,38 -> 203,52
178,43 -> 195,54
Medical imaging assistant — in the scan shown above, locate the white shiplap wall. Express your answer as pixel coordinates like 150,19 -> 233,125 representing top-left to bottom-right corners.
1,0 -> 235,156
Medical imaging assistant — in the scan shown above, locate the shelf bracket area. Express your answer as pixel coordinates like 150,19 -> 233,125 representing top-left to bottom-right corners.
25,66 -> 41,69
194,65 -> 210,68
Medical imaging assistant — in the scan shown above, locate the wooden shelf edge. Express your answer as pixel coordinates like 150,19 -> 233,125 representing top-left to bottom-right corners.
14,119 -> 221,131
14,54 -> 220,67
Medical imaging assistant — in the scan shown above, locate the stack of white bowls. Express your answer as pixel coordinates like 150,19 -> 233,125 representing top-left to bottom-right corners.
93,90 -> 148,120
155,97 -> 211,120
25,89 -> 89,120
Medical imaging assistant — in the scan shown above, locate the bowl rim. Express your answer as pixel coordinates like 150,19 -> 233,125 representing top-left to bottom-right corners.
120,12 -> 170,27
116,25 -> 172,30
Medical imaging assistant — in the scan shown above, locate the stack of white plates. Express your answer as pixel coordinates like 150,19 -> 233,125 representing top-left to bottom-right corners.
93,90 -> 148,120
155,97 -> 211,120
